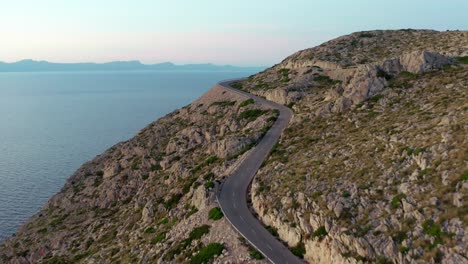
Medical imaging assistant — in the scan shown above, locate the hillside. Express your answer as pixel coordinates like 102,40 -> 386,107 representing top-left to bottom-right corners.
236,29 -> 467,263
0,60 -> 264,72
0,86 -> 276,263
1,29 -> 467,264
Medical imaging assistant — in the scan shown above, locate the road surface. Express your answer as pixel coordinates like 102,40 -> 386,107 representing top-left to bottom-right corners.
217,80 -> 303,264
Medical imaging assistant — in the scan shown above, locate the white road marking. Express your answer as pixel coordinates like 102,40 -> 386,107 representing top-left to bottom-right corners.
240,216 -> 245,222
233,203 -> 237,209
251,228 -> 256,234
267,244 -> 273,250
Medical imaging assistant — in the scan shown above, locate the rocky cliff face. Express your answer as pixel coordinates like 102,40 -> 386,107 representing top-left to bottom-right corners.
0,85 -> 275,263
242,30 -> 467,263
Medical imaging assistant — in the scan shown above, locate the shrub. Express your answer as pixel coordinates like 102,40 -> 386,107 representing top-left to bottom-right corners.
72,251 -> 91,261
203,172 -> 215,181
45,256 -> 68,264
462,171 -> 468,181
238,109 -> 267,122
422,220 -> 448,247
190,243 -> 224,264
358,33 -> 374,38
204,181 -> 215,190
210,101 -> 235,107
208,207 -> 224,220
151,232 -> 166,244
239,98 -> 254,107
206,155 -> 218,164
291,242 -> 306,258
249,249 -> 264,260
390,193 -> 406,209
150,164 -> 161,171
183,177 -> 198,193
456,56 -> 468,64
164,193 -> 183,210
189,225 -> 211,240
93,175 -> 103,187
376,69 -> 392,80
231,81 -> 243,89
144,227 -> 156,234
141,174 -> 149,180
266,225 -> 279,237
313,75 -> 335,85
342,191 -> 351,198
312,226 -> 328,240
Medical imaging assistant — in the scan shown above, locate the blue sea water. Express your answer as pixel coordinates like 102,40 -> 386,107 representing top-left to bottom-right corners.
0,70 -> 254,241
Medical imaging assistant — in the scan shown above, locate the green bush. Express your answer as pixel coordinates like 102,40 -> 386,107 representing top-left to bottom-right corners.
190,243 -> 224,264
45,256 -> 68,264
204,181 -> 215,190
390,193 -> 406,209
462,171 -> 468,181
312,226 -> 328,240
456,56 -> 468,64
210,101 -> 235,107
151,232 -> 166,244
231,81 -> 243,89
358,33 -> 374,38
208,207 -> 224,220
291,242 -> 306,258
164,193 -> 183,210
206,155 -> 218,164
189,225 -> 211,240
249,249 -> 264,260
422,220 -> 448,248
238,109 -> 267,122
144,227 -> 156,234
239,98 -> 255,107
266,225 -> 279,237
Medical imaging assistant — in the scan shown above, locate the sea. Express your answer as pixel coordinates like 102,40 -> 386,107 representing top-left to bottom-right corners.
0,70 -> 256,241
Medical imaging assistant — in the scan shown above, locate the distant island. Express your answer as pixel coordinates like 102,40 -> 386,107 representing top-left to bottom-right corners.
0,59 -> 265,72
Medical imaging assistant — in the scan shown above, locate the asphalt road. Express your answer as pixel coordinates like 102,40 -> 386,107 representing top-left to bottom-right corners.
217,80 -> 303,264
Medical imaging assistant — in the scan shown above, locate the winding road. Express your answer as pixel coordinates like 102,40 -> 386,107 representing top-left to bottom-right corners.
216,80 -> 303,264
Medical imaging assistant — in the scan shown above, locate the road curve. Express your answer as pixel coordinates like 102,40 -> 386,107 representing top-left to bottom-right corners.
216,80 -> 303,264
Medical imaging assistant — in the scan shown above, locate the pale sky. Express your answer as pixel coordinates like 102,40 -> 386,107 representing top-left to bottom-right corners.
1,0 -> 467,66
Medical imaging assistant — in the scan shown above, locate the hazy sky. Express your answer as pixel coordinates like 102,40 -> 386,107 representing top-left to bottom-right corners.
1,0 -> 467,66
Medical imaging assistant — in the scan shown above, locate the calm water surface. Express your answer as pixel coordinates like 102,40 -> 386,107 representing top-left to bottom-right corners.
0,71 -> 254,240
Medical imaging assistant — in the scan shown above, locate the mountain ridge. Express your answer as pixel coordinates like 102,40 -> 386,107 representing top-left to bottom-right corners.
0,59 -> 265,72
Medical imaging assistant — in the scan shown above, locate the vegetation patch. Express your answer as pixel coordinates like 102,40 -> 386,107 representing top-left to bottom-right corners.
291,242 -> 306,258
312,226 -> 328,240
208,207 -> 224,220
313,75 -> 340,86
238,109 -> 267,122
422,220 -> 450,248
239,98 -> 255,107
390,193 -> 406,209
210,101 -> 236,107
190,243 -> 224,264
249,249 -> 264,260
151,232 -> 167,244
456,56 -> 468,64
164,193 -> 183,210
265,225 -> 279,237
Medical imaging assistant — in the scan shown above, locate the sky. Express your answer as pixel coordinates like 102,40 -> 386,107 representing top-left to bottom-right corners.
1,0 -> 467,66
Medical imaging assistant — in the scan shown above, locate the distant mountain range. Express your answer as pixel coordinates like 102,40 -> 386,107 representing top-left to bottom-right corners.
0,60 -> 265,72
